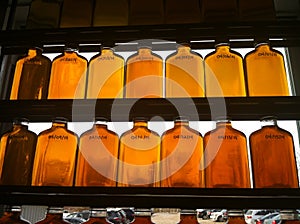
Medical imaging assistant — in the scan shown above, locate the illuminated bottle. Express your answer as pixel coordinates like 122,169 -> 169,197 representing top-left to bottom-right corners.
0,118 -> 37,186
245,42 -> 290,96
227,210 -> 246,224
204,43 -> 246,97
92,0 -> 128,26
250,117 -> 298,188
26,0 -> 62,29
82,208 -> 107,224
161,117 -> 204,187
32,118 -> 78,186
87,47 -> 125,99
36,207 -> 69,224
133,209 -> 152,224
179,210 -> 198,224
48,47 -> 87,99
16,47 -> 51,99
75,118 -> 119,186
125,46 -> 163,98
280,210 -> 300,224
118,118 -> 160,187
0,206 -> 30,224
204,119 -> 251,188
165,44 -> 205,97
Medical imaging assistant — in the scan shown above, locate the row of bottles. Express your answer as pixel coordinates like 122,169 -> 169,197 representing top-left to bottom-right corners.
10,42 -> 290,100
25,0 -> 276,29
0,116 -> 298,188
1,206 -> 300,224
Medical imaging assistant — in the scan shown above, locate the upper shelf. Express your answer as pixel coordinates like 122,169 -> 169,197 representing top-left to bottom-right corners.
1,20 -> 300,54
0,97 -> 300,122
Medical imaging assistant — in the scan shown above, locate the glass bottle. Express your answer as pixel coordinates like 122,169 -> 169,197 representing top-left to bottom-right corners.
0,206 -> 30,224
160,117 -> 205,187
10,48 -> 37,99
82,208 -> 107,224
60,0 -> 93,28
133,209 -> 152,224
227,210 -> 246,224
26,0 -> 62,29
118,118 -> 160,187
204,118 -> 251,188
280,210 -> 300,224
204,43 -> 246,97
179,210 -> 198,224
165,44 -> 205,98
125,46 -> 163,98
165,0 -> 201,24
250,117 -> 299,188
87,47 -> 125,99
92,0 -> 128,26
16,47 -> 51,99
128,0 -> 164,25
75,118 -> 119,186
0,118 -> 37,185
48,47 -> 87,99
31,118 -> 78,186
244,42 -> 290,96
36,207 -> 69,224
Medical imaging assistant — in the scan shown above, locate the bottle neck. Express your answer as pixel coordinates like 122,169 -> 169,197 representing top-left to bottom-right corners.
137,47 -> 152,55
102,48 -> 114,55
177,45 -> 191,54
133,119 -> 148,128
255,42 -> 270,50
28,48 -> 37,57
52,118 -> 68,128
216,119 -> 232,128
215,43 -> 230,52
174,118 -> 189,127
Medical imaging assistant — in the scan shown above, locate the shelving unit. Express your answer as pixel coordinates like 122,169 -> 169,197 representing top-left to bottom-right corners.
1,0 -> 300,210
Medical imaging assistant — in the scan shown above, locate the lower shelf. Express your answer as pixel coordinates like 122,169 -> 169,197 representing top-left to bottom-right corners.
1,187 -> 300,209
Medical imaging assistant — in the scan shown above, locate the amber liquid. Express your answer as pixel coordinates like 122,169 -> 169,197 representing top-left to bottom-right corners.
75,121 -> 119,186
165,45 -> 205,97
118,119 -> 160,187
161,119 -> 205,187
129,0 -> 164,25
48,50 -> 87,99
165,0 -> 201,24
0,210 -> 30,224
205,44 -> 246,97
125,47 -> 163,98
250,121 -> 299,188
180,213 -> 198,224
10,49 -> 37,99
60,0 -> 93,28
87,48 -> 125,98
204,120 -> 251,188
93,0 -> 128,26
245,43 -> 290,96
26,0 -> 62,29
32,120 -> 78,186
17,48 -> 51,99
0,123 -> 37,185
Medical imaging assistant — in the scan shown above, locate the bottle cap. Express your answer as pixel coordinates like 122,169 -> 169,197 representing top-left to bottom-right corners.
52,117 -> 69,123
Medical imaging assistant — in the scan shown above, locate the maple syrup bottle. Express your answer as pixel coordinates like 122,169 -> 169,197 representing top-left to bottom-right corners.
31,118 -> 78,186
250,117 -> 299,188
82,208 -> 107,224
165,44 -> 205,98
92,0 -> 128,26
227,210 -> 246,224
75,118 -> 119,186
36,207 -> 69,224
48,47 -> 87,99
205,43 -> 247,97
60,0 -> 93,28
245,42 -> 290,96
204,118 -> 251,188
118,118 -> 160,187
133,209 -> 152,224
0,118 -> 37,185
125,46 -> 163,98
26,0 -> 62,29
161,117 -> 205,187
179,210 -> 198,224
16,47 -> 51,99
0,206 -> 30,224
10,48 -> 37,99
280,210 -> 300,224
87,47 -> 125,99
